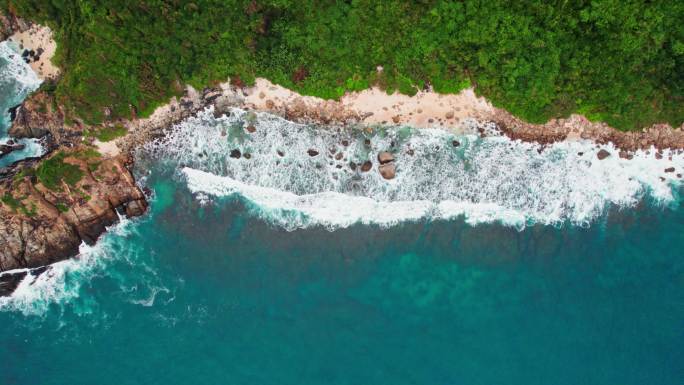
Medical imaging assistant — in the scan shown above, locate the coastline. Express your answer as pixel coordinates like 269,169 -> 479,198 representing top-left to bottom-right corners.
2,18 -> 684,296
114,78 -> 684,159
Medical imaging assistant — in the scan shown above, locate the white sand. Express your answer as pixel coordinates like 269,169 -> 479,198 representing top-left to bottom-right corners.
8,25 -> 59,80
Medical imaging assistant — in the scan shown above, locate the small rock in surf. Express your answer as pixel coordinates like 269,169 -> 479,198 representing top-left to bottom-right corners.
596,149 -> 611,160
360,161 -> 372,172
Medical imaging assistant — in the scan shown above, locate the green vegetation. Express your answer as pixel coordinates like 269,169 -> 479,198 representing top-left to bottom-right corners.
1,191 -> 22,211
55,202 -> 69,213
1,192 -> 36,217
2,0 -> 682,130
86,124 -> 127,142
12,167 -> 35,184
35,152 -> 84,191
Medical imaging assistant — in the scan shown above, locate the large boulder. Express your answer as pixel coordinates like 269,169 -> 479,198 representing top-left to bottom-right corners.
377,151 -> 394,164
379,163 -> 396,180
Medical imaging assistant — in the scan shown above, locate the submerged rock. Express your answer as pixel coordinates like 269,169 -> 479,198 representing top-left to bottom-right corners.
307,149 -> 319,157
618,151 -> 630,159
230,149 -> 242,158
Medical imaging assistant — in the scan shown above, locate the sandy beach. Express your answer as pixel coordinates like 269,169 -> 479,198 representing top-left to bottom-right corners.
8,24 -> 59,80
106,77 -> 684,158
242,78 -> 496,132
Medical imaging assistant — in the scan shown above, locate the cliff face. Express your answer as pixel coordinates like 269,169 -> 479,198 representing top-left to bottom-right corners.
8,90 -> 67,139
0,149 -> 147,294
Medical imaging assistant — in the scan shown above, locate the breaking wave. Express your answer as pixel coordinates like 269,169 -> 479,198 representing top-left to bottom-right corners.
0,40 -> 44,166
0,216 -> 139,316
142,107 -> 684,230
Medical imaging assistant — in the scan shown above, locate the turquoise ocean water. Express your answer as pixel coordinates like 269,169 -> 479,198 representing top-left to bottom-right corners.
0,164 -> 682,385
1,52 -> 684,384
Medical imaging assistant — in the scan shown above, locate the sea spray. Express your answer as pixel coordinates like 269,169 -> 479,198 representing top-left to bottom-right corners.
0,215 -> 147,316
0,40 -> 44,165
142,107 -> 684,229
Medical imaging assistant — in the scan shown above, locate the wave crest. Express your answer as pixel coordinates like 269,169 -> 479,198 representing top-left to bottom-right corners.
145,107 -> 683,229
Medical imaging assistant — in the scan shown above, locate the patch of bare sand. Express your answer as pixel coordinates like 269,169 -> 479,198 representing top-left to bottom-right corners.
93,139 -> 120,157
8,24 -> 59,80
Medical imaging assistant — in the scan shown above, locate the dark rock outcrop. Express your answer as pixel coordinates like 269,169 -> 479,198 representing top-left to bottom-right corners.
0,9 -> 30,41
596,149 -> 611,160
0,143 -> 25,158
8,91 -> 65,140
360,161 -> 372,172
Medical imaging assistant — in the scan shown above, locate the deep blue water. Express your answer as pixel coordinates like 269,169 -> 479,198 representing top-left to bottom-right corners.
0,167 -> 682,384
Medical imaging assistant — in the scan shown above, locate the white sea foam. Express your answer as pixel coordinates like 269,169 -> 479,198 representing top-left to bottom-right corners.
0,41 -> 41,102
0,40 -> 45,165
0,217 -> 135,316
142,107 -> 684,230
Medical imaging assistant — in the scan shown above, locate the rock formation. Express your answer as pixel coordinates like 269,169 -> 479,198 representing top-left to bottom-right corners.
0,149 -> 147,294
0,9 -> 30,41
8,90 -> 67,140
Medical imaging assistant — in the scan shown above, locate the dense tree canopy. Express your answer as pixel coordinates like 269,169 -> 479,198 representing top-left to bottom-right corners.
2,0 -> 683,130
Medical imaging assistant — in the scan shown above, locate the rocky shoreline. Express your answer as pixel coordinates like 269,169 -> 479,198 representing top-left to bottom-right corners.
0,147 -> 147,296
3,74 -> 684,296
0,11 -> 147,295
116,79 -> 684,160
1,12 -> 683,296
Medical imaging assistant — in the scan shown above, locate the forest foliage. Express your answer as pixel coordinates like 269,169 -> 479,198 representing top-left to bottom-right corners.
2,0 -> 683,130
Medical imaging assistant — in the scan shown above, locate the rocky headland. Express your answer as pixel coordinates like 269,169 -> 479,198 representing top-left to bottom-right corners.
0,148 -> 146,296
